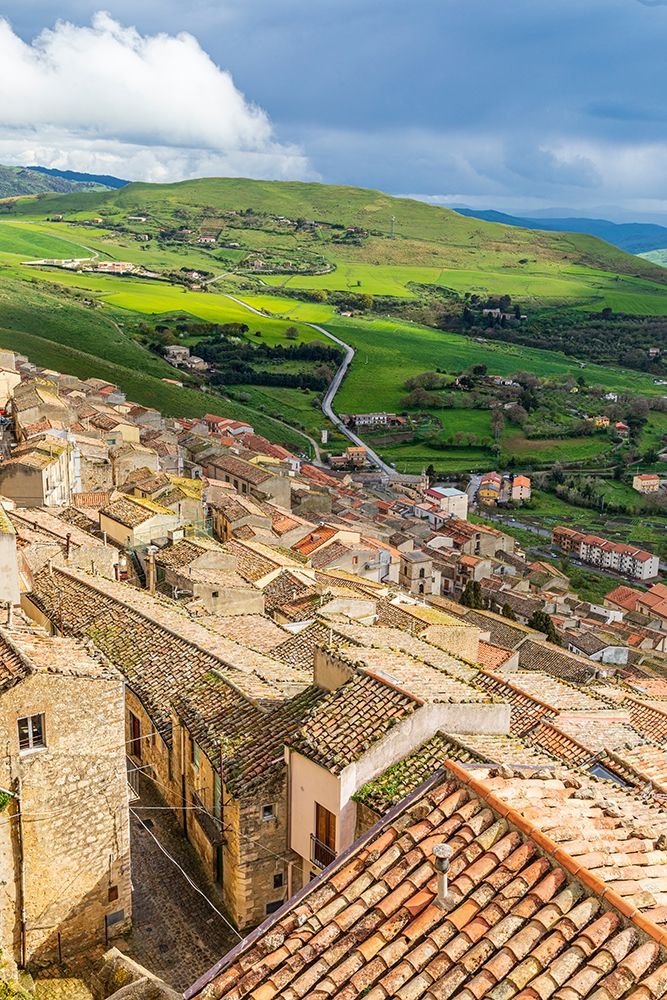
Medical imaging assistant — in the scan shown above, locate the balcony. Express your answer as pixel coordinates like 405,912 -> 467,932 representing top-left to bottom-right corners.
310,834 -> 336,870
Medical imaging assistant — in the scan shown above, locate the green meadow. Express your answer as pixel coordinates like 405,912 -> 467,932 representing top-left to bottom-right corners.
1,176 -> 666,476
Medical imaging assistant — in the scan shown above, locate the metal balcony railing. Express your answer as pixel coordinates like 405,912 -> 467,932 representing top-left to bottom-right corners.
310,834 -> 336,870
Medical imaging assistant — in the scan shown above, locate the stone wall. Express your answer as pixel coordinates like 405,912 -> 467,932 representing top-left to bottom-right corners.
0,670 -> 131,969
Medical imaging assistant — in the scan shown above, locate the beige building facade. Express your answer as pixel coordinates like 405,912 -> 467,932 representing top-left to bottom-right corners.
0,625 -> 131,970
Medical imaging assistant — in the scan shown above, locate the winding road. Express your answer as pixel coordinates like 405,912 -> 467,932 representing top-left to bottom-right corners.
222,293 -> 397,478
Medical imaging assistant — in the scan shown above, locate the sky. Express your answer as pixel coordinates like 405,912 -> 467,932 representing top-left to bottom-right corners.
1,1 -> 666,220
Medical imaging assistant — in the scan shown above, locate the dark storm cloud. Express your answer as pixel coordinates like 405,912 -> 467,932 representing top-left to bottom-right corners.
2,0 -> 667,215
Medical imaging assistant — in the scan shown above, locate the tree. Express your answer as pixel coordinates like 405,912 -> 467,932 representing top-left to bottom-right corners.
527,610 -> 561,645
285,326 -> 299,340
460,581 -> 484,609
425,464 -> 437,483
491,408 -> 505,442
501,603 -> 517,620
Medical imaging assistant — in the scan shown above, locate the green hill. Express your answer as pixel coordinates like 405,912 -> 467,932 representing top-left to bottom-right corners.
0,164 -> 115,198
5,176 -> 667,283
1,175 -> 666,469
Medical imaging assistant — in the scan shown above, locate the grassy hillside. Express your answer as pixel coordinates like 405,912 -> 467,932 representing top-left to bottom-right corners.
0,272 -> 312,451
5,176 -> 667,284
0,164 -> 113,198
0,176 -> 665,476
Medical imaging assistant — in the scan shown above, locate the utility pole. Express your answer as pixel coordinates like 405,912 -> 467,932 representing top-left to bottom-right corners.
390,216 -> 396,239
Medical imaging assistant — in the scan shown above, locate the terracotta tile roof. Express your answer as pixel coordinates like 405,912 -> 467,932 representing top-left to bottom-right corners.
518,639 -> 598,684
501,670 -> 610,712
332,625 -> 480,684
188,760 -> 667,1000
475,763 -> 667,921
628,698 -> 667,743
200,613 -> 288,654
261,569 -> 313,608
73,490 -> 111,509
287,674 -> 418,773
626,678 -> 667,703
458,608 -> 533,649
554,715 -> 646,754
355,731 -> 556,817
606,585 -> 644,611
473,670 -> 559,735
527,720 -> 594,768
29,567 -> 312,747
310,540 -> 351,569
292,526 -> 338,556
612,744 -> 667,794
477,640 -> 514,671
209,454 -> 272,485
153,538 -> 212,570
221,539 -> 280,582
333,644 -> 494,705
0,630 -> 31,692
224,685 -> 327,798
272,621 -> 334,670
101,495 -> 173,527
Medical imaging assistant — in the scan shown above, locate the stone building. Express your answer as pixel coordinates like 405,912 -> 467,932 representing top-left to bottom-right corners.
24,566 -> 320,930
0,619 -> 131,970
398,548 -> 435,595
0,437 -> 80,507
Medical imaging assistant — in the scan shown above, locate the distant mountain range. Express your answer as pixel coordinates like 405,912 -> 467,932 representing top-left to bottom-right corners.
454,208 -> 667,255
27,165 -> 128,189
0,164 -> 128,198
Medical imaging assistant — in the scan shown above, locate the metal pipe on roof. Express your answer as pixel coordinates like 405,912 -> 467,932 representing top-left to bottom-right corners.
433,842 -> 453,909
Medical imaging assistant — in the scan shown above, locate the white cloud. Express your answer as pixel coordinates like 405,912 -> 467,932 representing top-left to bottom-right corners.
0,11 -> 314,181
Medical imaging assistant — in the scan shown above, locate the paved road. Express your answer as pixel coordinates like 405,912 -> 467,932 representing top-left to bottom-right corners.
223,294 -> 397,478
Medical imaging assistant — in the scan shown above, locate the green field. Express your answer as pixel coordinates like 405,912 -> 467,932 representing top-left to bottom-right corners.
1,175 -> 667,481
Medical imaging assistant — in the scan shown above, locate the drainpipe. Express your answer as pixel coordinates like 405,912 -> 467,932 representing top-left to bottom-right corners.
12,779 -> 26,967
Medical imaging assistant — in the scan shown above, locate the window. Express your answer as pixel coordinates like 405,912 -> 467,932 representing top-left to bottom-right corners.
211,591 -> 219,598
273,872 -> 284,889
192,740 -> 201,769
108,885 -> 119,903
18,714 -> 46,752
266,900 -> 282,915
262,803 -> 275,821
128,712 -> 141,760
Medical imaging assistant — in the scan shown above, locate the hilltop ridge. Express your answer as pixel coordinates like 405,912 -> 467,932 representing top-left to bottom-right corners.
4,175 -> 667,285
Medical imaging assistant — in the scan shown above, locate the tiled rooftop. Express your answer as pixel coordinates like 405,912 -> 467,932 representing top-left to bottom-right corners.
101,494 -> 174,527
458,608 -> 534,649
333,625 -> 480,683
355,731 -> 556,817
29,567 -> 312,743
518,640 -> 598,685
334,645 -> 494,705
188,760 -> 667,1000
222,539 -> 281,583
501,670 -> 611,712
288,674 -> 418,773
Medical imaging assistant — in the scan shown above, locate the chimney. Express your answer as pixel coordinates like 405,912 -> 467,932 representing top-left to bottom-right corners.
146,546 -> 157,596
433,843 -> 453,909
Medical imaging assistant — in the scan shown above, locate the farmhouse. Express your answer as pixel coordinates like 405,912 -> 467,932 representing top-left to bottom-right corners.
633,472 -> 661,494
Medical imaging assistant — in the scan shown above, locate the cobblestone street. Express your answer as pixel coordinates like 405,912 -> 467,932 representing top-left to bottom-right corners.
119,777 -> 239,991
